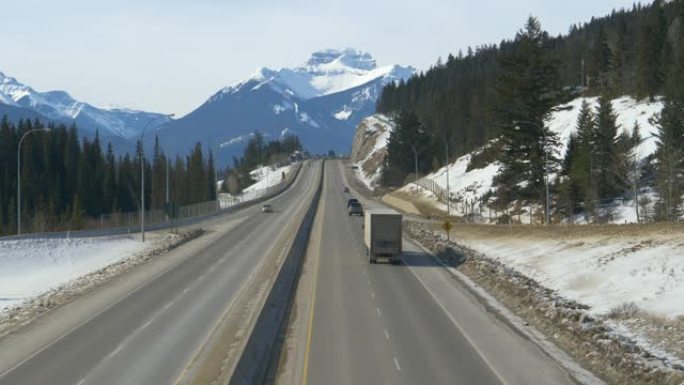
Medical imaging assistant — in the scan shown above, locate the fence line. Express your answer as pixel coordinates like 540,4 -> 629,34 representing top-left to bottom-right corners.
3,162 -> 302,240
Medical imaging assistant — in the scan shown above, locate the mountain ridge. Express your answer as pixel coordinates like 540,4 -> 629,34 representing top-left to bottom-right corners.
0,71 -> 172,140
157,48 -> 414,166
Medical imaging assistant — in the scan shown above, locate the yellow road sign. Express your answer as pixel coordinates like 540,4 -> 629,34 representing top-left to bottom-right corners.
442,221 -> 452,232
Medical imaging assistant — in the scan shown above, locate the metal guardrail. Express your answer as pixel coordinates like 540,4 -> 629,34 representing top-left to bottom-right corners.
1,162 -> 303,240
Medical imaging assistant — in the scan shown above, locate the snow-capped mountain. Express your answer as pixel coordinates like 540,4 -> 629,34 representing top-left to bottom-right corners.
157,49 -> 414,166
0,71 -> 172,140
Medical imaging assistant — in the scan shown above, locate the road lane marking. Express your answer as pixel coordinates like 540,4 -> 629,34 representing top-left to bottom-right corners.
384,329 -> 390,340
301,184 -> 326,385
183,287 -> 190,295
77,379 -> 85,385
109,342 -> 125,357
376,307 -> 382,316
140,318 -> 154,330
393,357 -> 401,371
371,292 -> 375,299
404,255 -> 509,385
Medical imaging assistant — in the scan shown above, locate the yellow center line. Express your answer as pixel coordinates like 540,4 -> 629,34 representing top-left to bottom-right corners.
300,167 -> 327,385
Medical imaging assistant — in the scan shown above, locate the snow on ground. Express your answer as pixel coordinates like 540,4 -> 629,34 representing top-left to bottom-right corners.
217,163 -> 296,209
0,236 -> 148,312
458,233 -> 684,319
242,164 -> 293,195
356,95 -> 663,222
548,96 -> 662,162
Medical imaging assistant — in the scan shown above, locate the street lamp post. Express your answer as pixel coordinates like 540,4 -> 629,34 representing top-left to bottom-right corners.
442,134 -> 451,216
17,128 -> 48,235
410,145 -> 419,193
516,121 -> 550,225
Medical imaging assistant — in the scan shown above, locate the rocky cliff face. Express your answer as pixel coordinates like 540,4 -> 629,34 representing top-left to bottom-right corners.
350,114 -> 393,190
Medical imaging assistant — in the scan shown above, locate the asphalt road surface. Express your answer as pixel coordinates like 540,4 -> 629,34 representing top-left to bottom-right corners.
300,160 -> 579,385
0,161 -> 322,385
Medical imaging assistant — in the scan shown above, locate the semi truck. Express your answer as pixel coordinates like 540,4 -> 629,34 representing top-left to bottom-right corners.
363,209 -> 402,264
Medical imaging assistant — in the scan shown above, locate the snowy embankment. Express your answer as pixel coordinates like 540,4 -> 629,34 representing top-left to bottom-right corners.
452,224 -> 684,366
242,164 -> 293,195
218,163 -> 294,209
0,235 -> 150,312
354,96 -> 664,223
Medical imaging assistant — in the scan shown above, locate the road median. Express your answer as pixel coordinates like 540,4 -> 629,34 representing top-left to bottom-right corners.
174,160 -> 324,385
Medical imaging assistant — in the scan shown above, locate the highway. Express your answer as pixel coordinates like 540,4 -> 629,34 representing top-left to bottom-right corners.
0,161 -> 322,385
297,160 -> 579,385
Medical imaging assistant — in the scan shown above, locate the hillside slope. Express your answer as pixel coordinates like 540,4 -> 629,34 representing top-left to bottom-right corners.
353,95 -> 664,224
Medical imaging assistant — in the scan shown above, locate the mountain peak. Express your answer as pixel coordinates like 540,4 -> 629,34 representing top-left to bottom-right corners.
304,48 -> 376,71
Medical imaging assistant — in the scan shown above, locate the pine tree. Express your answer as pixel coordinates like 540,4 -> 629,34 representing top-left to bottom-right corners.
588,27 -> 613,92
636,0 -> 667,101
381,110 -> 430,187
493,17 -> 562,212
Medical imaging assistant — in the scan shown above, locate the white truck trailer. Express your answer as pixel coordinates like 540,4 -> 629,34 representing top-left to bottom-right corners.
363,209 -> 402,264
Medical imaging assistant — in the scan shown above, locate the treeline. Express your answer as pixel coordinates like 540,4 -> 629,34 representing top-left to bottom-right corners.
222,131 -> 302,194
0,117 -> 216,235
379,0 -> 684,222
378,0 -> 682,163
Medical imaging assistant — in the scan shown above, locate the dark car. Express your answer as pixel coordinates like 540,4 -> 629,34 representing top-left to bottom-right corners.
348,201 -> 364,216
347,198 -> 359,208
344,186 -> 350,193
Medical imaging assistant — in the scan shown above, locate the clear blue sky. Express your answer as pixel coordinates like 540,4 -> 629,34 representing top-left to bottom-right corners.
1,0 -> 639,116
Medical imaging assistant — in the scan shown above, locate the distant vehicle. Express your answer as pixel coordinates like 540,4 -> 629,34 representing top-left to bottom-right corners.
364,210 -> 402,264
347,198 -> 359,208
348,202 -> 363,216
262,204 -> 273,213
343,186 -> 350,193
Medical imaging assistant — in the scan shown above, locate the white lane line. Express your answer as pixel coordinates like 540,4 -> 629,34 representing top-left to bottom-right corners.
140,318 -> 154,330
209,265 -> 216,273
164,301 -> 173,310
376,307 -> 382,316
363,269 -> 367,275
109,342 -> 125,357
77,379 -> 85,385
371,292 -> 375,299
384,329 -> 390,340
199,273 -> 206,280
183,287 -> 190,295
393,357 -> 401,371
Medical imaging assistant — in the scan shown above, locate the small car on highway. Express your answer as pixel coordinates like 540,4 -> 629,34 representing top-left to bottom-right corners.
262,204 -> 273,213
348,201 -> 364,216
347,198 -> 359,208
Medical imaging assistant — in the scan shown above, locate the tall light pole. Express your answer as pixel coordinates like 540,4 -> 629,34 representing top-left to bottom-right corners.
17,128 -> 48,235
140,114 -> 174,242
410,144 -> 419,192
441,133 -> 451,216
516,121 -> 550,225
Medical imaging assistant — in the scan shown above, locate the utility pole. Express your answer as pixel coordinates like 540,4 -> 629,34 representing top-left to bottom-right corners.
410,145 -> 419,193
17,128 -> 48,235
443,134 -> 451,216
